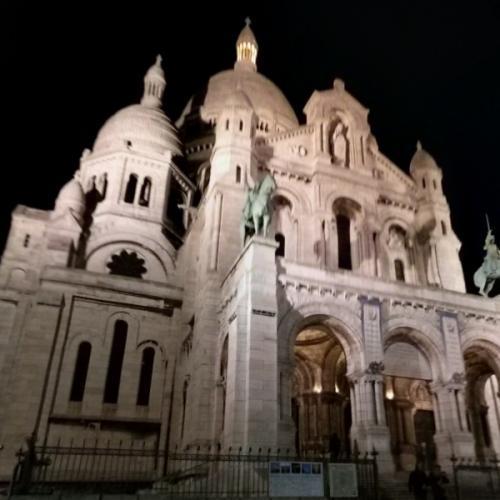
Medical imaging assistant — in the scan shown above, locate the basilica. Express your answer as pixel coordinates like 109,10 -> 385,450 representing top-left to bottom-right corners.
0,21 -> 499,481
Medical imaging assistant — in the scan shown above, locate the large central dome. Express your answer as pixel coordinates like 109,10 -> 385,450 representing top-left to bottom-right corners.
187,69 -> 298,131
177,20 -> 298,135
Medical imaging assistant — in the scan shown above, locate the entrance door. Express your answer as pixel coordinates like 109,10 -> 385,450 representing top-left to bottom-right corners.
414,409 -> 436,470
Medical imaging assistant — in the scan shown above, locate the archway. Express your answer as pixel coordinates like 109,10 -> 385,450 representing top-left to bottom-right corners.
464,345 -> 500,461
292,325 -> 350,456
384,330 -> 438,471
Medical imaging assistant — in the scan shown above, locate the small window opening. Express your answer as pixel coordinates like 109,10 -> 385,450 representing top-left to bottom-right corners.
433,179 -> 437,190
236,166 -> 242,184
23,234 -> 30,248
124,174 -> 138,204
225,119 -> 230,131
337,214 -> 352,270
275,233 -> 285,257
103,320 -> 128,404
139,177 -> 152,207
136,347 -> 155,406
394,259 -> 405,282
239,120 -> 243,131
100,173 -> 108,199
422,178 -> 426,189
441,220 -> 447,236
69,342 -> 92,402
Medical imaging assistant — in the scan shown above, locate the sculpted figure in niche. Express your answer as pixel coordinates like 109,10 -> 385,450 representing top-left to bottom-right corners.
386,225 -> 407,250
330,121 -> 349,167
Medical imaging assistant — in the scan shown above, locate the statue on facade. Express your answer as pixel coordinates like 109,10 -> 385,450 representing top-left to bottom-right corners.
240,171 -> 277,245
330,121 -> 348,166
474,220 -> 500,297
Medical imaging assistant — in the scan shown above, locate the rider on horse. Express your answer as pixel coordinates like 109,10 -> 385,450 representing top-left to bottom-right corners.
474,227 -> 500,297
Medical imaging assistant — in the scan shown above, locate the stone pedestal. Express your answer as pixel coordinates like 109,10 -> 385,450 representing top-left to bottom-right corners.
223,236 -> 279,449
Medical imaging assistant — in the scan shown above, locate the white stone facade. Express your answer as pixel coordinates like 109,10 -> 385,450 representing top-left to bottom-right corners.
0,22 -> 499,481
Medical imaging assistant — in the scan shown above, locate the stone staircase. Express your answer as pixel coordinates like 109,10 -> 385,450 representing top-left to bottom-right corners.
378,472 -> 414,500
378,471 -> 457,500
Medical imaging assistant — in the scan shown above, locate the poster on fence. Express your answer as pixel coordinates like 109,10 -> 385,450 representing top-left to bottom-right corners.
328,463 -> 358,498
269,461 -> 324,497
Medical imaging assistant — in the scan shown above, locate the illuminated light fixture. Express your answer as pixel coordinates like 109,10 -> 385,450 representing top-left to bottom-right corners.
335,382 -> 340,393
313,383 -> 322,394
385,388 -> 394,400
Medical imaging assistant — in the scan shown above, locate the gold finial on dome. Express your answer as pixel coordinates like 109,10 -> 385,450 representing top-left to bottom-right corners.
235,18 -> 258,71
141,54 -> 166,107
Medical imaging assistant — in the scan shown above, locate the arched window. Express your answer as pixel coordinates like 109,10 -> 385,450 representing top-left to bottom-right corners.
124,174 -> 138,204
220,336 -> 228,431
136,347 -> 155,406
239,120 -> 243,131
139,177 -> 152,207
394,259 -> 405,282
336,214 -> 352,270
236,166 -> 242,184
422,178 -> 426,189
225,119 -> 230,131
181,378 -> 189,439
23,234 -> 30,248
433,179 -> 437,190
441,220 -> 447,236
103,320 -> 128,404
275,233 -> 285,257
69,342 -> 91,402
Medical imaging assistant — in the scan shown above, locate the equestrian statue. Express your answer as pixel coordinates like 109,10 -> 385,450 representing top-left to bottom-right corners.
474,216 -> 500,297
240,171 -> 277,245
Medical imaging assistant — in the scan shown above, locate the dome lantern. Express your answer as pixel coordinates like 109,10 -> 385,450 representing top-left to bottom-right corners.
141,55 -> 166,108
235,18 -> 258,72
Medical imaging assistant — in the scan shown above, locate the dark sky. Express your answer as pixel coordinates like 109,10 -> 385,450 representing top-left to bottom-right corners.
5,1 -> 500,294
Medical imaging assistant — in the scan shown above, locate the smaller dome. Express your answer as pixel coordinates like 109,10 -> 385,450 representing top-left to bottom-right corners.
93,104 -> 182,157
144,55 -> 165,81
235,18 -> 258,70
410,141 -> 440,175
54,177 -> 85,216
237,18 -> 258,49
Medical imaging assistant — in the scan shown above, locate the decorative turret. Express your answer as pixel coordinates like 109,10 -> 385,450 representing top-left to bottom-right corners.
141,55 -> 166,107
235,18 -> 258,72
410,141 -> 465,292
410,141 -> 444,201
53,176 -> 86,223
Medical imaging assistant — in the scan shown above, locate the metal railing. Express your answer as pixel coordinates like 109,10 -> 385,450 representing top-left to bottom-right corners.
451,455 -> 500,500
8,438 -> 378,498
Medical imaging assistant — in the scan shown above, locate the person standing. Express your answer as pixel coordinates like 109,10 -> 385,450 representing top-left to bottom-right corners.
428,464 -> 449,500
408,462 -> 428,500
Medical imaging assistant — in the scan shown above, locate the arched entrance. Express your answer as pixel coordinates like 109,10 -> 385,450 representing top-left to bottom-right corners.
464,345 -> 500,461
292,325 -> 351,456
384,330 -> 438,471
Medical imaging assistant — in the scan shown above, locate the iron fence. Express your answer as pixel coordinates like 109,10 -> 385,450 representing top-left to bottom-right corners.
8,438 -> 378,498
451,456 -> 500,500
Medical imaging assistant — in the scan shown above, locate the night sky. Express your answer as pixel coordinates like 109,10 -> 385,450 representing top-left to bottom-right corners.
6,1 -> 500,294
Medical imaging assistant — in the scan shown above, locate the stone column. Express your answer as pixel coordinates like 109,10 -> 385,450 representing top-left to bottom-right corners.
433,313 -> 475,465
358,297 -> 392,473
432,378 -> 475,464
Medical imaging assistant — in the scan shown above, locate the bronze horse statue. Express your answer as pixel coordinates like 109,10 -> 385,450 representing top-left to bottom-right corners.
240,172 -> 277,245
